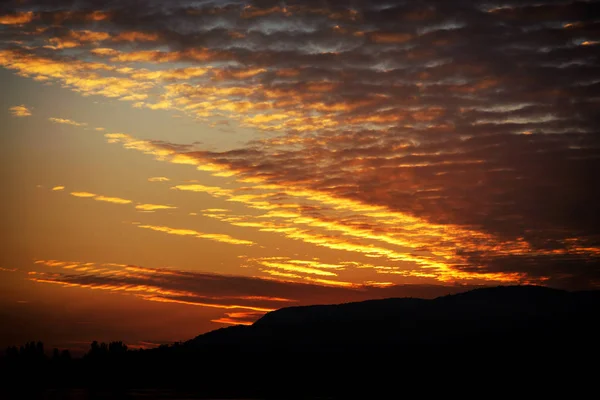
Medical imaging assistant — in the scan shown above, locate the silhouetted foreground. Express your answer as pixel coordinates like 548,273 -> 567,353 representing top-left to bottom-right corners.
2,286 -> 599,397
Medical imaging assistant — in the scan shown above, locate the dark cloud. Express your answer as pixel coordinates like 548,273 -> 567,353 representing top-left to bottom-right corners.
30,261 -> 482,321
2,0 -> 599,287
456,253 -> 600,290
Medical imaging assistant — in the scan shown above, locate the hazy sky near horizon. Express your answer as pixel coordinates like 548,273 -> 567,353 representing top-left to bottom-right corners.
1,0 -> 599,352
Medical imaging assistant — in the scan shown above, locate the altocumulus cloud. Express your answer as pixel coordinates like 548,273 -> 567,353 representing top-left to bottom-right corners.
1,0 -> 599,288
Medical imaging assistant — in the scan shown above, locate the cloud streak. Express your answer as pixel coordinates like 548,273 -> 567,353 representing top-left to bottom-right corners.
49,117 -> 87,127
69,191 -> 130,204
30,258 -> 484,325
137,224 -> 254,246
97,130 -> 600,287
147,177 -> 170,182
65,188 -> 176,212
135,204 -> 176,211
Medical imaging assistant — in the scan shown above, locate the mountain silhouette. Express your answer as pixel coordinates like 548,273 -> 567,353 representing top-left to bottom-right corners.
182,285 -> 598,352
2,285 -> 599,397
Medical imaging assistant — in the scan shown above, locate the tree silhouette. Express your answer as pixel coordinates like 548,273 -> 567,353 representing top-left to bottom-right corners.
108,341 -> 128,355
1,287 -> 598,396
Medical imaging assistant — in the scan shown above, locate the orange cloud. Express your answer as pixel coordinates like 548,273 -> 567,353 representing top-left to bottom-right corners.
127,67 -> 210,81
52,186 -> 65,191
259,261 -> 338,277
171,184 -> 232,197
70,191 -> 96,198
0,50 -> 152,99
135,204 -> 176,211
211,312 -> 262,326
114,31 -> 159,42
6,1 -> 599,290
94,195 -> 132,205
69,191 -> 131,205
92,129 -> 536,284
137,224 -> 254,246
99,129 -> 574,286
85,11 -> 111,21
0,12 -> 35,25
46,30 -> 110,49
9,105 -> 32,117
104,133 -> 176,161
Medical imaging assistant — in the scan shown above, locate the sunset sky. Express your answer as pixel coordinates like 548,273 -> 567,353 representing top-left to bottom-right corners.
1,0 -> 599,353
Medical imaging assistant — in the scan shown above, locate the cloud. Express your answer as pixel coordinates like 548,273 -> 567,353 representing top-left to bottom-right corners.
49,117 -> 87,127
100,129 -> 598,286
94,195 -> 132,204
2,0 -> 600,288
135,203 -> 176,211
65,188 -> 254,245
148,177 -> 170,182
113,31 -> 159,42
9,105 -> 31,117
0,49 -> 153,100
211,312 -> 265,326
0,12 -> 35,25
51,186 -> 65,191
45,30 -> 111,49
69,191 -> 131,204
30,258 -> 484,325
137,224 -> 254,246
70,191 -> 96,198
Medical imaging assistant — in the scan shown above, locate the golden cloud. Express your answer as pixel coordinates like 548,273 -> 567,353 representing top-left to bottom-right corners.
9,105 -> 32,117
137,224 -> 254,246
0,50 -> 153,100
135,203 -> 176,211
5,0 -> 600,290
70,191 -> 131,205
70,191 -> 96,198
49,117 -> 87,126
94,195 -> 132,204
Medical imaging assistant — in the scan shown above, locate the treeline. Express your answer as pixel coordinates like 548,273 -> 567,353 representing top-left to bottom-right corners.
0,338 -> 392,396
0,340 -> 268,396
3,340 -> 154,388
2,287 -> 599,396
4,340 -> 133,364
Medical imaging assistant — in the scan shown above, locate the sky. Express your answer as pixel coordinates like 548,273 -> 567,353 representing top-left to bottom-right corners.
1,0 -> 599,353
